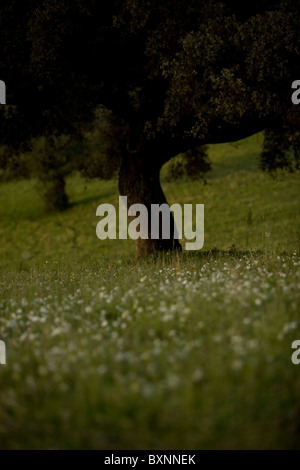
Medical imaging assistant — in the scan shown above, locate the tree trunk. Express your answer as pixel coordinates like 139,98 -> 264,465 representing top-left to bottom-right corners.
40,175 -> 68,211
119,152 -> 182,258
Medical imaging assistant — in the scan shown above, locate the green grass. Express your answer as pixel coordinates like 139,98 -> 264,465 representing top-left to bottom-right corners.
0,133 -> 300,449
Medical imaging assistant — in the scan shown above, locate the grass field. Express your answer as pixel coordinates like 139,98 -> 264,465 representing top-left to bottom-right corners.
0,133 -> 300,449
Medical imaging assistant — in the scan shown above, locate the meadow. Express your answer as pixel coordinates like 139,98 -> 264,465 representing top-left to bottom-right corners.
0,133 -> 299,449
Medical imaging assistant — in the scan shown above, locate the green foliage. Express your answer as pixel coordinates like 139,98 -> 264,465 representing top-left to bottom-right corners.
166,146 -> 211,182
22,135 -> 85,210
0,108 -> 124,210
159,1 -> 299,140
80,107 -> 125,181
260,127 -> 300,173
0,144 -> 31,182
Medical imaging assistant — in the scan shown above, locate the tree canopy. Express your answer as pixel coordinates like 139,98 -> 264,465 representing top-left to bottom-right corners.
1,1 -> 299,143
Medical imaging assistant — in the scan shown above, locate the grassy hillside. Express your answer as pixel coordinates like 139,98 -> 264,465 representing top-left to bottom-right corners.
0,133 -> 299,270
0,133 -> 299,449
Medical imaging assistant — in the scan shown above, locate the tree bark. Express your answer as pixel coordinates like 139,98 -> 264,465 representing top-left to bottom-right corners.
119,152 -> 182,258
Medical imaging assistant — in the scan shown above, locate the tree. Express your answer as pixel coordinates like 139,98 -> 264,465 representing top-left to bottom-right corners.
25,134 -> 86,211
0,0 -> 299,256
260,126 -> 300,173
165,146 -> 211,183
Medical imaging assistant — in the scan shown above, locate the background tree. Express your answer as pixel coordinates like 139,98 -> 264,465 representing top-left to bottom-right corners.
166,146 -> 211,183
260,126 -> 300,173
0,130 -> 86,210
25,134 -> 86,211
0,0 -> 299,256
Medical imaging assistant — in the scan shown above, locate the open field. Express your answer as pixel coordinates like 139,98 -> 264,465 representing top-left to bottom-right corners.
0,133 -> 300,449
